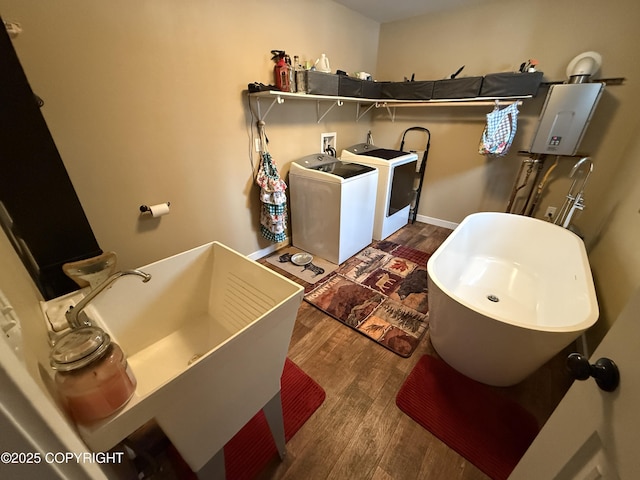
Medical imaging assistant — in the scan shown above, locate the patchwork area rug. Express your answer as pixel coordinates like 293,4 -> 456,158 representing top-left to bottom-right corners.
396,355 -> 540,480
169,358 -> 326,479
304,240 -> 430,357
265,247 -> 338,288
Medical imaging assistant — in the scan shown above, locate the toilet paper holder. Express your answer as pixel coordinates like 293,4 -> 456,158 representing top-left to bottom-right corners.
139,202 -> 171,214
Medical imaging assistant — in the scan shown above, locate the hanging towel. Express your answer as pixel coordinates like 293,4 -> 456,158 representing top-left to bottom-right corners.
256,150 -> 287,243
478,102 -> 519,156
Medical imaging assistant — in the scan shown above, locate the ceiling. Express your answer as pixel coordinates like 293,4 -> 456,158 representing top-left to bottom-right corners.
333,0 -> 494,23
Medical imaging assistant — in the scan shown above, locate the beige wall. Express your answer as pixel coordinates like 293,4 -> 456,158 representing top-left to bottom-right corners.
374,0 -> 640,346
375,0 -> 639,226
587,128 -> 640,345
0,0 -> 379,270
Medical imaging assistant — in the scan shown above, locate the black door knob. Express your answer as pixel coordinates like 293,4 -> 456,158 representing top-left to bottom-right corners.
567,353 -> 620,392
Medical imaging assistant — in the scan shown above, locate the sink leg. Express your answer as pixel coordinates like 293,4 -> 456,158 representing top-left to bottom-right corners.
263,390 -> 286,460
195,448 -> 225,480
194,390 -> 285,478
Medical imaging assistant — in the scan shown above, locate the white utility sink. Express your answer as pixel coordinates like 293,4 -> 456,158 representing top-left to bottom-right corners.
69,242 -> 303,477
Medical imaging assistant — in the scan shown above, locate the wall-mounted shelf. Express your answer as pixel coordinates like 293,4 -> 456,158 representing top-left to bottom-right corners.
248,90 -> 531,123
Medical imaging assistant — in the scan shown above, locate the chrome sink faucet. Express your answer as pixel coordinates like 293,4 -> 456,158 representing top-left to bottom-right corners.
66,269 -> 151,329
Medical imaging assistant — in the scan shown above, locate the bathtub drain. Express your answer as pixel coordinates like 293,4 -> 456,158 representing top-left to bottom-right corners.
487,294 -> 500,302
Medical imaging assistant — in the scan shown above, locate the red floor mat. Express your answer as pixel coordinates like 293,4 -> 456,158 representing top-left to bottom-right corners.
171,358 -> 325,479
396,355 -> 539,480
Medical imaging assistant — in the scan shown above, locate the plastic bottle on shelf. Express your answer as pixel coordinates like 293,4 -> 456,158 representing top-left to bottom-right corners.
293,55 -> 307,93
316,53 -> 331,73
287,54 -> 296,93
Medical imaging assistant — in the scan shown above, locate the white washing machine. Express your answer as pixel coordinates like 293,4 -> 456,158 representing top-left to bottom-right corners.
289,154 -> 378,264
341,143 -> 418,240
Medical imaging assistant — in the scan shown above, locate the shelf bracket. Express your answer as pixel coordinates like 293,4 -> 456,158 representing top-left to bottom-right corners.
356,102 -> 376,122
316,99 -> 343,123
375,102 -> 396,122
253,94 -> 285,122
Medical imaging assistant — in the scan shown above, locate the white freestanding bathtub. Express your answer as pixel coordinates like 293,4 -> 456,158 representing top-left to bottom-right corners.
427,212 -> 598,386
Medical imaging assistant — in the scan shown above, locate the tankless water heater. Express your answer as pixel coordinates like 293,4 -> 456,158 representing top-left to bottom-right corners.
529,83 -> 604,156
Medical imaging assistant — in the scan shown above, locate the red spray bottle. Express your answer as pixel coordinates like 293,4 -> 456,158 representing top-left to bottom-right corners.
271,50 -> 290,92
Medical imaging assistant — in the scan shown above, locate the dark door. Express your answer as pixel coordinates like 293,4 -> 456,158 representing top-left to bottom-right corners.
0,19 -> 102,299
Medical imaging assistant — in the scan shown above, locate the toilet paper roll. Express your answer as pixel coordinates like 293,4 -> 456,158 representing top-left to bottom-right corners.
148,203 -> 170,217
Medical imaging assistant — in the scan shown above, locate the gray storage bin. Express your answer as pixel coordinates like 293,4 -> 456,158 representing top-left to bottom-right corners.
360,81 -> 382,99
380,81 -> 434,100
480,72 -> 544,97
338,75 -> 362,97
432,77 -> 483,99
305,71 -> 339,95
378,82 -> 395,99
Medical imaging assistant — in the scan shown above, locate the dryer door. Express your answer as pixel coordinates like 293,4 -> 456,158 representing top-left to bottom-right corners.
388,161 -> 417,216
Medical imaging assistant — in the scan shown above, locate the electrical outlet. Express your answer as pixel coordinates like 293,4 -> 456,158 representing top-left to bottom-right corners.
545,206 -> 557,219
320,132 -> 337,155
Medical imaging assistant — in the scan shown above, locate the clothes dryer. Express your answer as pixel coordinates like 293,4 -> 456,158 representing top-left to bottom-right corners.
289,154 -> 378,264
341,144 -> 418,240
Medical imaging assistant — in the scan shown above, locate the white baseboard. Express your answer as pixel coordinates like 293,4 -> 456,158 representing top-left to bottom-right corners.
416,214 -> 458,230
249,217 -> 456,260
248,239 -> 290,261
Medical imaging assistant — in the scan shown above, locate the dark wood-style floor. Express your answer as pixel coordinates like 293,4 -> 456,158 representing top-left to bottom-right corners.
256,221 -> 574,480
